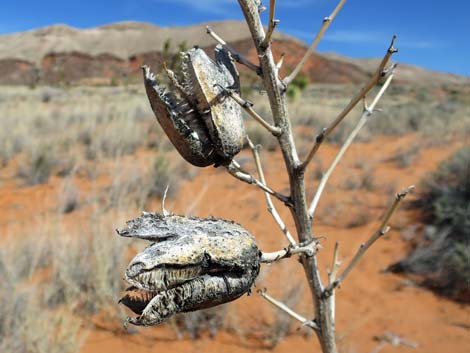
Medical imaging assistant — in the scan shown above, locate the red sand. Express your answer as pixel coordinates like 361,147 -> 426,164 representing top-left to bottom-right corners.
1,134 -> 468,353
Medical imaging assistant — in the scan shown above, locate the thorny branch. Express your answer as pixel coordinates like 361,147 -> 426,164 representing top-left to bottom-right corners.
328,242 -> 341,285
217,2 -> 408,353
225,90 -> 282,136
324,186 -> 414,296
301,35 -> 398,170
226,161 -> 291,205
260,240 -> 318,263
308,71 -> 396,218
237,0 -> 333,351
247,137 -> 296,245
325,241 -> 340,330
283,0 -> 347,85
206,26 -> 261,74
276,52 -> 285,71
260,0 -> 279,49
130,0 -> 413,350
258,289 -> 319,331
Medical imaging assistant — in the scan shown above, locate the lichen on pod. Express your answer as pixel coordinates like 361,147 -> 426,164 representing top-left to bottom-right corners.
143,45 -> 244,167
117,212 -> 260,327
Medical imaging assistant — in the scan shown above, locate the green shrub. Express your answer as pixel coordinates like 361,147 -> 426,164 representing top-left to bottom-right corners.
287,72 -> 309,101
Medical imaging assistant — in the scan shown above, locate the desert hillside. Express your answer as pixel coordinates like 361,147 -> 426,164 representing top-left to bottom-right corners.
322,52 -> 470,86
1,20 -> 468,86
0,20 -> 301,64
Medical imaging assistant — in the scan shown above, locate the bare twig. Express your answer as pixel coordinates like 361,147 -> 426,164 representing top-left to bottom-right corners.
326,241 -> 340,330
276,52 -> 285,71
161,184 -> 171,216
283,0 -> 347,85
226,161 -> 290,205
258,289 -> 319,331
226,91 -> 282,136
260,241 -> 318,263
301,36 -> 398,170
308,72 -> 395,218
328,241 -> 340,285
261,0 -> 279,49
324,185 -> 414,296
206,26 -> 261,74
247,137 -> 296,245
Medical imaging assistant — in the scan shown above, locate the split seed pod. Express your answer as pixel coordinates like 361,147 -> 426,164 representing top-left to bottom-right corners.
143,45 -> 245,167
117,212 -> 260,327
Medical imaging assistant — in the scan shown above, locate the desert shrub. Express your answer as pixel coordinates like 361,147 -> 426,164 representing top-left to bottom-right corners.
388,144 -> 420,168
389,147 -> 470,301
104,164 -> 149,209
170,306 -> 228,340
58,179 -> 80,213
287,72 -> 309,100
0,288 -> 84,353
342,168 -> 375,191
0,243 -> 84,353
0,85 -> 151,168
419,147 -> 469,237
246,123 -> 278,151
360,167 -> 376,191
17,144 -> 58,185
146,154 -> 181,199
45,221 -> 127,315
261,284 -> 305,348
345,207 -> 373,228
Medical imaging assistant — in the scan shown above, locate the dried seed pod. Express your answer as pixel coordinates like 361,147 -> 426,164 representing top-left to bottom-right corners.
184,45 -> 245,162
143,66 -> 216,167
117,212 -> 260,327
143,45 -> 244,167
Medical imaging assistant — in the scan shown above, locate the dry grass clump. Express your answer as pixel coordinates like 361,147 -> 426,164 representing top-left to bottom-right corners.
278,83 -> 470,145
0,238 -> 84,353
170,306 -> 229,340
16,142 -> 59,185
58,178 -> 80,213
102,153 -> 189,211
44,214 -> 128,315
245,122 -> 278,152
0,204 -> 134,353
263,286 -> 304,348
0,85 -> 156,177
1,82 -> 467,179
387,144 -> 420,168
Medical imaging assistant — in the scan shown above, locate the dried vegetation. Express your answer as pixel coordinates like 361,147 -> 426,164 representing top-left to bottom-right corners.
0,75 -> 468,352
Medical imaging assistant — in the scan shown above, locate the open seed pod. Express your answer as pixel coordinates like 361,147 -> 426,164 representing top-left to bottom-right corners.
117,212 -> 260,327
143,45 -> 244,167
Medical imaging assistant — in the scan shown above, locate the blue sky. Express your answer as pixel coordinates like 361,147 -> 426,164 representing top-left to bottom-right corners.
1,0 -> 468,76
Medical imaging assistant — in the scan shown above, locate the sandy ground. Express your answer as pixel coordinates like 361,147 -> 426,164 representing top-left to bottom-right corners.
1,134 -> 468,353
